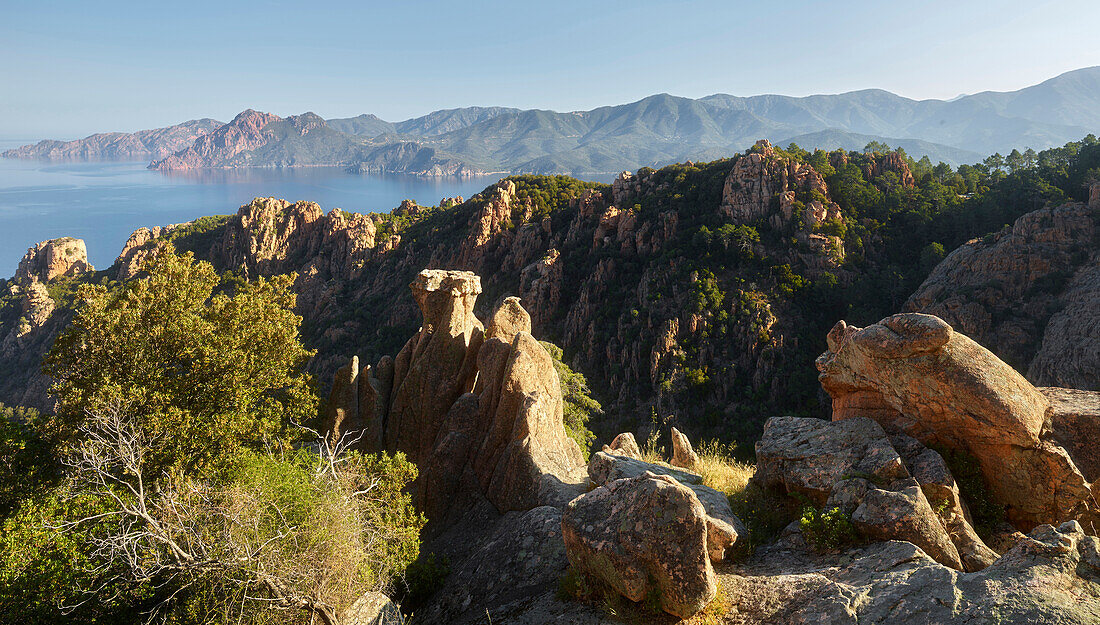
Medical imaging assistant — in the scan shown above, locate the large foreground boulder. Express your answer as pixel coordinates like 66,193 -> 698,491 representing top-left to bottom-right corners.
756,416 -> 995,571
561,473 -> 718,619
816,313 -> 1098,531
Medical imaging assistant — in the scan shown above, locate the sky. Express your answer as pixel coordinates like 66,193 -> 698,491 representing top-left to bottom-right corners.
2,0 -> 1100,139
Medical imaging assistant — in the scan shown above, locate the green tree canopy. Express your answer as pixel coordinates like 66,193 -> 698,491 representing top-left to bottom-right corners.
43,249 -> 317,477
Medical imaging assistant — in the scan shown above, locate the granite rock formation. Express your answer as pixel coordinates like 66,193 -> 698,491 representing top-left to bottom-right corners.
15,238 -> 92,284
561,473 -> 718,619
755,415 -> 995,571
907,196 -> 1100,389
321,270 -> 586,528
816,313 -> 1098,531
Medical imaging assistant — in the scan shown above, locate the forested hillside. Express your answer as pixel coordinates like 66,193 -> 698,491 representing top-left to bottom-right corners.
4,135 -> 1097,453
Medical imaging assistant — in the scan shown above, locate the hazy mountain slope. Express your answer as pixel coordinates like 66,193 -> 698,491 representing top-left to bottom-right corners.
2,118 -> 222,160
325,114 -> 396,137
22,66 -> 1099,173
394,106 -> 520,136
776,129 -> 983,165
961,66 -> 1100,129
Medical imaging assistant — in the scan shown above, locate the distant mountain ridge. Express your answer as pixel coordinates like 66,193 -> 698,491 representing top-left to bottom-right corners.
2,118 -> 222,161
7,66 -> 1100,174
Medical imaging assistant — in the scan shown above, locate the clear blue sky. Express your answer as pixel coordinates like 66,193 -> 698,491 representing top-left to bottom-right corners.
3,0 -> 1099,139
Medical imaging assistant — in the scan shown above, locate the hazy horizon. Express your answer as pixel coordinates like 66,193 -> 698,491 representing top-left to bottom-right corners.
5,0 -> 1100,138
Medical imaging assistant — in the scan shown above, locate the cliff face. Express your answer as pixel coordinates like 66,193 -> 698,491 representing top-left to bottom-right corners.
2,119 -> 222,161
4,155 -> 1096,443
150,110 -> 283,170
906,187 -> 1100,389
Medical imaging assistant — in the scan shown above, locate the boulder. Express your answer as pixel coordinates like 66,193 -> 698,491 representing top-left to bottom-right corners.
670,427 -> 700,469
758,416 -> 994,571
817,313 -> 1098,530
726,520 -> 1100,624
340,591 -> 403,625
754,416 -> 908,506
587,451 -> 742,563
601,432 -> 642,460
588,450 -> 702,486
851,479 -> 964,570
561,473 -> 718,619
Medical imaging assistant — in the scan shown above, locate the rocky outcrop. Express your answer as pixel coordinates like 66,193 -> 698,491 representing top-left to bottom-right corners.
906,201 -> 1099,385
114,224 -> 186,280
150,109 -> 282,170
863,151 -> 915,188
586,451 -> 743,564
755,416 -> 908,506
2,119 -> 221,161
601,432 -> 642,459
561,473 -> 718,619
15,238 -> 92,284
670,426 -> 700,469
1043,387 -> 1100,483
321,270 -> 586,528
719,140 -> 837,229
724,520 -> 1100,624
816,313 -> 1098,531
756,416 -> 995,571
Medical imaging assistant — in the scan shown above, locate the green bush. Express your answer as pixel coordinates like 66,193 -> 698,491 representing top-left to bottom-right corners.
799,505 -> 858,551
541,341 -> 600,459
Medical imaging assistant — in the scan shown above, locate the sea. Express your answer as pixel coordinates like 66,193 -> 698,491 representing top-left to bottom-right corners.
0,138 -> 527,277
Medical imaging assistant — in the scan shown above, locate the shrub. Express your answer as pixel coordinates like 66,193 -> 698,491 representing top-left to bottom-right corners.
541,341 -> 600,459
799,505 -> 858,551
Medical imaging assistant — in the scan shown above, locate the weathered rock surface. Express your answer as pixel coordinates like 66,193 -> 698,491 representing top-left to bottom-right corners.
907,200 -> 1099,387
416,506 -> 584,625
757,416 -> 994,571
754,416 -> 908,506
561,473 -> 717,619
601,432 -> 642,460
588,450 -> 702,486
1043,387 -> 1100,483
587,451 -> 743,563
724,520 -> 1100,624
670,427 -> 699,469
321,270 -> 585,529
15,238 -> 92,284
851,478 -> 964,570
340,591 -> 403,625
817,313 -> 1098,530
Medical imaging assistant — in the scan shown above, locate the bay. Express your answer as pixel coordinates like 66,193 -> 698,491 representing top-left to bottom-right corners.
0,139 -> 512,277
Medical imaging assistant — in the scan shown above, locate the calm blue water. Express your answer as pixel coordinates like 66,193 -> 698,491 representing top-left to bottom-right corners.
0,139 -> 506,277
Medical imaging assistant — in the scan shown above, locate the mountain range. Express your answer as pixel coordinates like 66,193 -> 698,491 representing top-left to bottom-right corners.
5,66 -> 1100,174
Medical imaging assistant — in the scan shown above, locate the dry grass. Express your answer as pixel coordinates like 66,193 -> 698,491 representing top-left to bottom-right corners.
694,440 -> 755,500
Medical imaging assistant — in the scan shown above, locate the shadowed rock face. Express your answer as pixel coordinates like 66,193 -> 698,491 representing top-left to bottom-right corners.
906,200 -> 1099,389
816,313 -> 1098,531
322,269 -> 585,530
